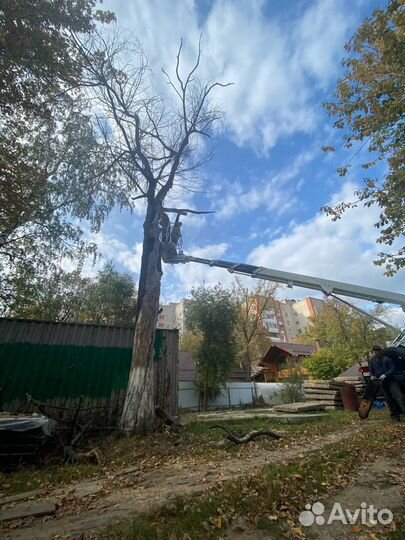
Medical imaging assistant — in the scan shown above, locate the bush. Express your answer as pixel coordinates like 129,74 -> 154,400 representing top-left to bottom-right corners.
303,349 -> 352,380
274,374 -> 304,404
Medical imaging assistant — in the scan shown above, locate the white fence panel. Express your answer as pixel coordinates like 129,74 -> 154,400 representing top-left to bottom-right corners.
255,382 -> 285,405
178,383 -> 200,410
179,381 -> 285,410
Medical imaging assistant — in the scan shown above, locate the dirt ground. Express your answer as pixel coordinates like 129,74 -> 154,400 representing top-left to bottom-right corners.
302,456 -> 404,540
0,420 -> 403,540
223,455 -> 404,540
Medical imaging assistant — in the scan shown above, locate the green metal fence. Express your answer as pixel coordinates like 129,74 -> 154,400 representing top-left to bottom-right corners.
0,319 -> 178,422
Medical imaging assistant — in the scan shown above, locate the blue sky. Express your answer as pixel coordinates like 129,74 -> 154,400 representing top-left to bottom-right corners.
86,0 -> 403,316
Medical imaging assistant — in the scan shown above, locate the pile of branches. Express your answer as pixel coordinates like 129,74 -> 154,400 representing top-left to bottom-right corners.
27,394 -> 103,465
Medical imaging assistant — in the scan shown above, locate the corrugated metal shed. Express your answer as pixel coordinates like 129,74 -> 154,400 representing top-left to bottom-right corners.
0,318 -> 134,348
0,318 -> 178,424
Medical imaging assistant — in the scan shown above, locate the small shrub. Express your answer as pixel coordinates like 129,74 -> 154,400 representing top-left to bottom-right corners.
275,375 -> 304,404
304,349 -> 352,380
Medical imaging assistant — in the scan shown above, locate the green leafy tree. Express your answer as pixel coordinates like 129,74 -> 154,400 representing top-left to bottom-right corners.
4,266 -> 90,322
186,285 -> 237,411
5,263 -> 137,325
304,349 -> 352,381
302,299 -> 395,376
0,100 -> 124,302
0,0 -> 114,117
80,264 -> 137,326
323,0 -> 405,275
0,1 -> 119,302
180,330 -> 202,354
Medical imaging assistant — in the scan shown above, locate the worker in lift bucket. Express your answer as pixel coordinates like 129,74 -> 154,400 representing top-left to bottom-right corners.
369,345 -> 404,421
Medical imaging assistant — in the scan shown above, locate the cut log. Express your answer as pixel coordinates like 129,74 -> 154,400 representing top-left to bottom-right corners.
63,446 -> 103,465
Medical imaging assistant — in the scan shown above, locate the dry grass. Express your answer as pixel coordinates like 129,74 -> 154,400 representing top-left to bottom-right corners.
0,410 -> 378,496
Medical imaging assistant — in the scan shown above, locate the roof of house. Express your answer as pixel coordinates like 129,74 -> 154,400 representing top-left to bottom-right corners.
260,342 -> 316,366
273,343 -> 316,355
179,351 -> 247,382
335,362 -> 368,380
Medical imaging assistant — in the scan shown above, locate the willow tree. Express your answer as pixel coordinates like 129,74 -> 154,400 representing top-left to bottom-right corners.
0,1 -> 116,304
76,32 -> 230,432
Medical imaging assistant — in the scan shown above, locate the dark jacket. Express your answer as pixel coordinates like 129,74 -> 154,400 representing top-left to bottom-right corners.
383,347 -> 405,373
369,354 -> 396,379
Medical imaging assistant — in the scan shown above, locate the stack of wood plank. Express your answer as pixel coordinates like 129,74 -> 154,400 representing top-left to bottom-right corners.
303,380 -> 344,409
334,376 -> 366,397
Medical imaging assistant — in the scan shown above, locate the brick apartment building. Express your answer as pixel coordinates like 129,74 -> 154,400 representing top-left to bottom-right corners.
157,296 -> 325,342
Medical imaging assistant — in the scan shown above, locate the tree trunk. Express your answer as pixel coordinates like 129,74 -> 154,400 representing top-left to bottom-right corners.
203,365 -> 209,411
119,200 -> 162,433
203,380 -> 208,412
245,347 -> 251,381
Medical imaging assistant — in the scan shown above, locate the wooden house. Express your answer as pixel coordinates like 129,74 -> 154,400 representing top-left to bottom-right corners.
252,342 -> 316,382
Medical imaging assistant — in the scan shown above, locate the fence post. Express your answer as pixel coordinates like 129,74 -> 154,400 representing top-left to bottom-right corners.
227,386 -> 231,409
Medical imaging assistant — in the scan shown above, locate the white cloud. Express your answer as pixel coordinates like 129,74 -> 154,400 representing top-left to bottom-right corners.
106,0 -> 356,153
293,0 -> 354,88
85,231 -> 143,276
163,241 -> 282,300
215,148 -> 316,219
164,242 -> 233,293
247,182 -> 404,302
384,307 -> 405,330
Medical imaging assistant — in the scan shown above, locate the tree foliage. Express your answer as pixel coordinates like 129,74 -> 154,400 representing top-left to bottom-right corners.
0,1 -> 119,301
323,0 -> 405,275
82,263 -> 137,325
186,285 -> 237,410
0,0 -> 114,117
4,263 -> 137,325
302,298 -> 396,371
0,99 -> 125,302
304,349 -> 352,381
231,277 -> 278,377
180,330 -> 202,354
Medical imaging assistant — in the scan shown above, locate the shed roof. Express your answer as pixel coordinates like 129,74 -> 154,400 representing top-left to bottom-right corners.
260,342 -> 316,366
274,343 -> 316,355
179,351 -> 247,382
336,362 -> 368,380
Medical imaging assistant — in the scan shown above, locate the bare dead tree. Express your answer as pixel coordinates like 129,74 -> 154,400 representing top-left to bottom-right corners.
72,30 -> 231,433
232,277 -> 279,379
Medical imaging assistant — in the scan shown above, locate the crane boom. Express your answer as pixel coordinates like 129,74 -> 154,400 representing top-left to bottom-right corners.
168,254 -> 405,308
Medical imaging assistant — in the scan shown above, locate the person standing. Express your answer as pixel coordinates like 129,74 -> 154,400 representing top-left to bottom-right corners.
369,346 -> 402,421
